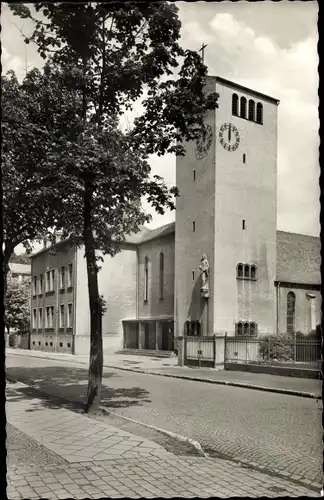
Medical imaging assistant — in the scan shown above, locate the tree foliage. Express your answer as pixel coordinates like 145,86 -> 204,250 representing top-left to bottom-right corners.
10,1 -> 219,413
4,276 -> 30,335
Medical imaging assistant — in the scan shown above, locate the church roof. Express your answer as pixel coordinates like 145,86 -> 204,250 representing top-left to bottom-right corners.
276,231 -> 321,285
126,222 -> 175,244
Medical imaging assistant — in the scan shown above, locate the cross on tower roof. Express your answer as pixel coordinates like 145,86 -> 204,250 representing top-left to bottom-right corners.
199,42 -> 208,64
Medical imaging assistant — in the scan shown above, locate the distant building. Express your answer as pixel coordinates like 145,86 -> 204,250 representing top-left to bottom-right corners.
9,263 -> 31,283
29,75 -> 321,355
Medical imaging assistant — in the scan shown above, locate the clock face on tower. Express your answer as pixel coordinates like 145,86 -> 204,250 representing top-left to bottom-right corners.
219,123 -> 240,152
195,125 -> 213,160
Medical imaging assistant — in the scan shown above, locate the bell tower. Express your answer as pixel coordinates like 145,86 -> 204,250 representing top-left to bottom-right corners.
175,76 -> 279,337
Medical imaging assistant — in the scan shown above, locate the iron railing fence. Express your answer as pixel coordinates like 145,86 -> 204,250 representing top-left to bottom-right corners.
225,336 -> 322,367
184,335 -> 216,367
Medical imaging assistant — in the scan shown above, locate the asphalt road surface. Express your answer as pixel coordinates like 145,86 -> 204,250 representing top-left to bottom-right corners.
6,354 -> 322,485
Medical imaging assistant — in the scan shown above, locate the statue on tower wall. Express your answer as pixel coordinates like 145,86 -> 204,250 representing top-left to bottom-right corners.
199,253 -> 210,298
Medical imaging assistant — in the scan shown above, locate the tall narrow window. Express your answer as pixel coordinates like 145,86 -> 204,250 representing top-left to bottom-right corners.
286,291 -> 296,335
144,256 -> 149,302
60,266 -> 65,289
244,264 -> 250,278
193,169 -> 196,181
33,276 -> 37,296
39,274 -> 43,295
244,322 -> 249,336
59,304 -> 65,328
67,303 -> 73,328
32,309 -> 37,329
192,271 -> 195,281
232,93 -> 239,116
237,264 -> 243,278
45,306 -> 54,328
248,99 -> 255,121
67,263 -> 73,288
193,221 -> 195,232
242,219 -> 246,230
256,102 -> 263,124
243,153 -> 246,164
240,97 -> 247,118
159,252 -> 164,300
38,308 -> 43,330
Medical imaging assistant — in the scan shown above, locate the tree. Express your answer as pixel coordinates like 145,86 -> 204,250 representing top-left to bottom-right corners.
4,276 -> 30,337
1,69 -> 70,296
11,1 -> 219,413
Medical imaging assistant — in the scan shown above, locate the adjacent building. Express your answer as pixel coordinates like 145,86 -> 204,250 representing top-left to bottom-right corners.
29,75 -> 321,355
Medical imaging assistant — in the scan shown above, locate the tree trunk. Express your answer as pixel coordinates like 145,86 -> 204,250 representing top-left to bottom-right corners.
83,181 -> 103,414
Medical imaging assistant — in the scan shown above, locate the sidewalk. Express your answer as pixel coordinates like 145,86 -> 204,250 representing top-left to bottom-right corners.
6,380 -> 319,498
7,348 -> 321,398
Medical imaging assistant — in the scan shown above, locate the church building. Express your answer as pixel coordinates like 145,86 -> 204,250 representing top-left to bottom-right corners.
29,76 -> 321,355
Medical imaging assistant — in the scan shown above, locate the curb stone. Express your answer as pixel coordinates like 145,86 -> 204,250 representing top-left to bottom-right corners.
7,350 -> 321,400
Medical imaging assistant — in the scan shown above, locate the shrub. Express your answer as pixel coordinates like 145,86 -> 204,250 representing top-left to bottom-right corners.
259,334 -> 293,362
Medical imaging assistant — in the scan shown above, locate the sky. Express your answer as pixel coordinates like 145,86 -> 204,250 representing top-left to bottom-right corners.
2,2 -> 319,253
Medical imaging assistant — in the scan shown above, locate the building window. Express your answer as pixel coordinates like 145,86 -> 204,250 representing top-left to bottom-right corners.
237,264 -> 258,280
232,93 -> 239,116
193,169 -> 196,181
67,303 -> 73,328
32,276 -> 37,296
250,265 -> 257,279
256,102 -> 263,124
39,274 -> 43,295
159,252 -> 164,300
236,263 -> 244,278
59,304 -> 65,328
32,309 -> 37,329
236,322 -> 243,336
248,99 -> 255,121
250,322 -> 257,336
38,308 -> 43,330
240,97 -> 247,118
242,219 -> 246,230
243,322 -> 249,336
193,221 -> 195,232
287,291 -> 296,335
60,266 -> 65,289
45,306 -> 55,328
192,271 -> 195,281
243,154 -> 246,164
144,256 -> 149,302
67,263 -> 73,288
46,270 -> 55,292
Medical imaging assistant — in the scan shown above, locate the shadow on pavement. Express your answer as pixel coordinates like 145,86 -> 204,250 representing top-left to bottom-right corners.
6,365 -> 151,413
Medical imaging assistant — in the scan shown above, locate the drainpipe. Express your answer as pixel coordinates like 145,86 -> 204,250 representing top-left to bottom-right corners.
276,282 -> 280,335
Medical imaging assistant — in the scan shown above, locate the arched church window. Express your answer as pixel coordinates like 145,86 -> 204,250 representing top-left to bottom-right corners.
144,256 -> 149,302
287,291 -> 296,334
159,252 -> 164,300
232,93 -> 239,116
240,97 -> 247,118
250,265 -> 257,280
244,264 -> 250,278
236,322 -> 243,336
256,102 -> 263,124
250,322 -> 257,336
237,263 -> 244,278
248,99 -> 255,121
244,322 -> 249,336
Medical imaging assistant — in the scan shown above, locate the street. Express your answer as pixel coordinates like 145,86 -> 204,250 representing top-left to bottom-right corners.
6,353 -> 322,487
